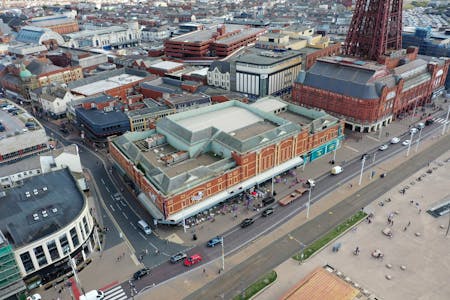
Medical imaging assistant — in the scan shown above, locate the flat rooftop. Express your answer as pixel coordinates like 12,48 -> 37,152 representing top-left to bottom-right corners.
71,74 -> 145,96
175,106 -> 264,134
169,24 -> 246,44
215,28 -> 265,46
236,48 -> 301,66
278,111 -> 314,126
0,168 -> 85,247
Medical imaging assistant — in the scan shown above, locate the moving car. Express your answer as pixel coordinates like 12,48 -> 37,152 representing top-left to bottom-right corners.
390,137 -> 400,144
402,139 -> 411,146
241,218 -> 254,228
331,166 -> 343,175
425,119 -> 434,126
133,267 -> 150,280
207,236 -> 223,247
410,127 -> 418,134
262,196 -> 275,206
26,294 -> 42,300
184,254 -> 202,266
261,207 -> 274,217
170,252 -> 187,263
379,144 -> 389,151
416,122 -> 425,129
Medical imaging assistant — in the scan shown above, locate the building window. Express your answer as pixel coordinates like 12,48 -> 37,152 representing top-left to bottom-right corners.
34,246 -> 48,267
70,227 -> 80,248
79,223 -> 85,241
20,252 -> 35,273
83,216 -> 90,235
47,240 -> 60,261
59,233 -> 70,255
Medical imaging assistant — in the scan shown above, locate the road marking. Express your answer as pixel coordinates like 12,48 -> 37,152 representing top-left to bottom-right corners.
120,200 -> 127,207
130,222 -> 137,229
105,186 -> 110,192
344,145 -> 360,153
366,135 -> 379,142
109,204 -> 115,212
101,178 -> 105,184
116,203 -> 122,211
138,232 -> 147,240
122,212 -> 128,220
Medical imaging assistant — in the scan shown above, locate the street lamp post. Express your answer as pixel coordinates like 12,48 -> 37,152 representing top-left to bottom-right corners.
358,156 -> 366,186
406,130 -> 415,157
442,104 -> 450,135
415,126 -> 423,152
182,203 -> 186,233
288,234 -> 305,264
306,185 -> 312,219
271,176 -> 274,197
221,237 -> 225,271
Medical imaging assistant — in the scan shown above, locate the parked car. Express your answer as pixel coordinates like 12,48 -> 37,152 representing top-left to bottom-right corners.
410,127 -> 418,134
416,122 -> 425,129
184,254 -> 202,266
207,236 -> 223,247
26,294 -> 42,300
241,218 -> 254,228
402,140 -> 411,146
390,137 -> 400,144
133,267 -> 150,280
170,252 -> 187,263
261,207 -> 274,217
379,144 -> 388,151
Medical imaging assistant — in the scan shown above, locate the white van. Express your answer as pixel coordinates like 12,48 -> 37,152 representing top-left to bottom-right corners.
79,290 -> 104,300
331,166 -> 344,175
138,220 -> 152,235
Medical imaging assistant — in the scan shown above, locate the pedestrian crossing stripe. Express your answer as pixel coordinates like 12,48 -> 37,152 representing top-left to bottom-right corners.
433,118 -> 449,124
104,285 -> 127,300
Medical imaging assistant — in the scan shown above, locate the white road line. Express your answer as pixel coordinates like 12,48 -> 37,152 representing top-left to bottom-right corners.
130,222 -> 137,229
344,145 -> 360,153
122,212 -> 128,220
105,289 -> 125,299
138,232 -> 147,240
104,286 -> 122,295
109,204 -> 115,212
105,186 -> 110,192
106,293 -> 127,300
101,178 -> 105,184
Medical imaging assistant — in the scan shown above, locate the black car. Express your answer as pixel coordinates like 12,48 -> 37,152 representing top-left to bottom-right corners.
241,218 -> 254,228
170,252 -> 187,263
425,119 -> 434,126
261,207 -> 274,217
133,267 -> 150,280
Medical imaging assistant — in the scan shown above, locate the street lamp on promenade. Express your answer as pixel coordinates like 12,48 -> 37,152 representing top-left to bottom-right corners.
358,155 -> 366,186
288,234 -> 306,264
415,126 -> 424,152
221,236 -> 225,271
306,185 -> 312,219
406,130 -> 415,157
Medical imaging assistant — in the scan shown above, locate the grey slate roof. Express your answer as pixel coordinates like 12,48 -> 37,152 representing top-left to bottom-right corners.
208,61 -> 230,73
0,168 -> 85,247
295,61 -> 382,99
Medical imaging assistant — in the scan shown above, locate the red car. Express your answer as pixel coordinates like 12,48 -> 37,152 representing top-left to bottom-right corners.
184,254 -> 202,266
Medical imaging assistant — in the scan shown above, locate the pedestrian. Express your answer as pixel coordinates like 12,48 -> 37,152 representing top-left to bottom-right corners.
419,209 -> 422,214
407,221 -> 411,227
391,220 -> 394,226
410,200 -> 414,205
203,268 -> 206,274
403,226 -> 408,231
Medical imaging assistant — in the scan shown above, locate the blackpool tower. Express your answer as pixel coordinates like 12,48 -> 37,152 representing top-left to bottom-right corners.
343,0 -> 403,61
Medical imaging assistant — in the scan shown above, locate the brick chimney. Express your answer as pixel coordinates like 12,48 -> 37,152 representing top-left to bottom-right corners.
217,25 -> 226,36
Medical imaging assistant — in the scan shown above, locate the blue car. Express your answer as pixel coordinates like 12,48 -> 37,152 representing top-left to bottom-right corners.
207,236 -> 223,247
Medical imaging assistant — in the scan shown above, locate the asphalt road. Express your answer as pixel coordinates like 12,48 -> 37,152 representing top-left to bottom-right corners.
184,133 -> 450,300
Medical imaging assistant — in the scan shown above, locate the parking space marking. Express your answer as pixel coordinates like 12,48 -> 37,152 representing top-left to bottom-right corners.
109,204 -> 115,212
138,232 -> 147,240
130,222 -> 137,230
122,212 -> 128,220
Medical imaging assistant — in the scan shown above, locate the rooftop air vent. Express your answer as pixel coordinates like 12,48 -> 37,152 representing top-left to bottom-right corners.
25,191 -> 31,198
33,189 -> 38,195
43,186 -> 48,191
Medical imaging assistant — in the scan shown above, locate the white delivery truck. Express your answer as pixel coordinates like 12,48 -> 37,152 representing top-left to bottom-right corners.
79,290 -> 104,300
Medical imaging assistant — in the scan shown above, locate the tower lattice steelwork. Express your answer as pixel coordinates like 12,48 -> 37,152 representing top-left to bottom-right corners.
344,0 -> 403,61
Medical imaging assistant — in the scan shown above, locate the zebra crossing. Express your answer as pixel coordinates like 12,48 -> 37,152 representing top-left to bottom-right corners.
433,117 -> 449,124
103,285 -> 128,300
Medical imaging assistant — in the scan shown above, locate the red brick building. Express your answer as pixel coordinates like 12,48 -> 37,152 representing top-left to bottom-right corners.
109,98 -> 344,223
164,24 -> 266,60
293,48 -> 449,132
